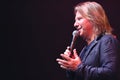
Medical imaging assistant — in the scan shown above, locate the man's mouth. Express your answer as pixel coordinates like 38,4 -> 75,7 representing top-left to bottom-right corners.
77,26 -> 82,31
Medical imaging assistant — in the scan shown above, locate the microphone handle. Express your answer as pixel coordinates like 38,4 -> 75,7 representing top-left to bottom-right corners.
69,35 -> 77,56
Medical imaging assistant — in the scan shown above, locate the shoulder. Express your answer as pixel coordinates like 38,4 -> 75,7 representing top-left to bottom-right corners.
99,34 -> 120,48
100,34 -> 118,42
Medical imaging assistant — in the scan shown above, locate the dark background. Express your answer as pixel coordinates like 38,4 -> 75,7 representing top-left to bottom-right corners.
3,0 -> 120,80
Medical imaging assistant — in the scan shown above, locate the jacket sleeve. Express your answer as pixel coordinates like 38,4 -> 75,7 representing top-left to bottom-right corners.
67,36 -> 120,80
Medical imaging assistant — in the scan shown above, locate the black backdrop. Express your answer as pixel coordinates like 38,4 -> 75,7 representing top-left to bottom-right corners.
4,0 -> 120,80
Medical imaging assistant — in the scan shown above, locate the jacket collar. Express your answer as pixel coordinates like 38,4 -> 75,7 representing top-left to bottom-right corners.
82,34 -> 103,62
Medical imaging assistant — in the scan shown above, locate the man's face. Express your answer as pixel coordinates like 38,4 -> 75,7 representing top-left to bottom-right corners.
74,11 -> 94,39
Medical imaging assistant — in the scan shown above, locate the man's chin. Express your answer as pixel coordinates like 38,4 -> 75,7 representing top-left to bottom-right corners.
80,35 -> 86,40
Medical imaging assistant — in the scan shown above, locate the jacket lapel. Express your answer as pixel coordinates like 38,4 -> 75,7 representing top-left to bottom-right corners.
80,46 -> 86,60
82,40 -> 98,62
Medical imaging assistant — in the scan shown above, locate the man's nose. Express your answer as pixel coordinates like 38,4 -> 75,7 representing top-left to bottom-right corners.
74,22 -> 78,28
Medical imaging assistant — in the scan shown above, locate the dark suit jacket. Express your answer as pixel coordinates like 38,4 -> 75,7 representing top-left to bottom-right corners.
66,34 -> 120,80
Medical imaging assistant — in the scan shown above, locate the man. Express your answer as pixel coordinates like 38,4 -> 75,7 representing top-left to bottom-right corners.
56,1 -> 120,80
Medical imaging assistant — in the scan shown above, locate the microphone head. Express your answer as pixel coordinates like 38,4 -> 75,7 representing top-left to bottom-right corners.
69,30 -> 79,54
72,30 -> 79,37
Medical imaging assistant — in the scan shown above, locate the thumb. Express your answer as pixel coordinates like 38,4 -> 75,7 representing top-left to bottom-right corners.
73,49 -> 78,58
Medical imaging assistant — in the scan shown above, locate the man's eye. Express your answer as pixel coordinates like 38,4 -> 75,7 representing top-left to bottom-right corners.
77,18 -> 82,20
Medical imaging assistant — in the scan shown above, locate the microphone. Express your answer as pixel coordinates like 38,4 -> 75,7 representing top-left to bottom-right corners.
69,30 -> 79,52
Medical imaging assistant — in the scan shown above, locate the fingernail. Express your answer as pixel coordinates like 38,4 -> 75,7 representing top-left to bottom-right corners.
58,62 -> 62,65
60,54 -> 63,56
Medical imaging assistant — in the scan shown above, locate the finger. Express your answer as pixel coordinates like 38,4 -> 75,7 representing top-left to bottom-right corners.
64,50 -> 71,56
56,58 -> 68,64
63,46 -> 71,56
73,49 -> 78,58
58,62 -> 69,67
60,65 -> 73,70
64,49 -> 70,55
67,46 -> 71,50
60,65 -> 68,70
64,47 -> 71,54
57,59 -> 70,67
60,54 -> 71,61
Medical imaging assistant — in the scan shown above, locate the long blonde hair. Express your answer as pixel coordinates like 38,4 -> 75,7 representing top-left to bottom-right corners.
74,1 -> 112,36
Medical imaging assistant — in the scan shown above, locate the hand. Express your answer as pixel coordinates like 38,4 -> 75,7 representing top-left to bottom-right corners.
56,48 -> 81,71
